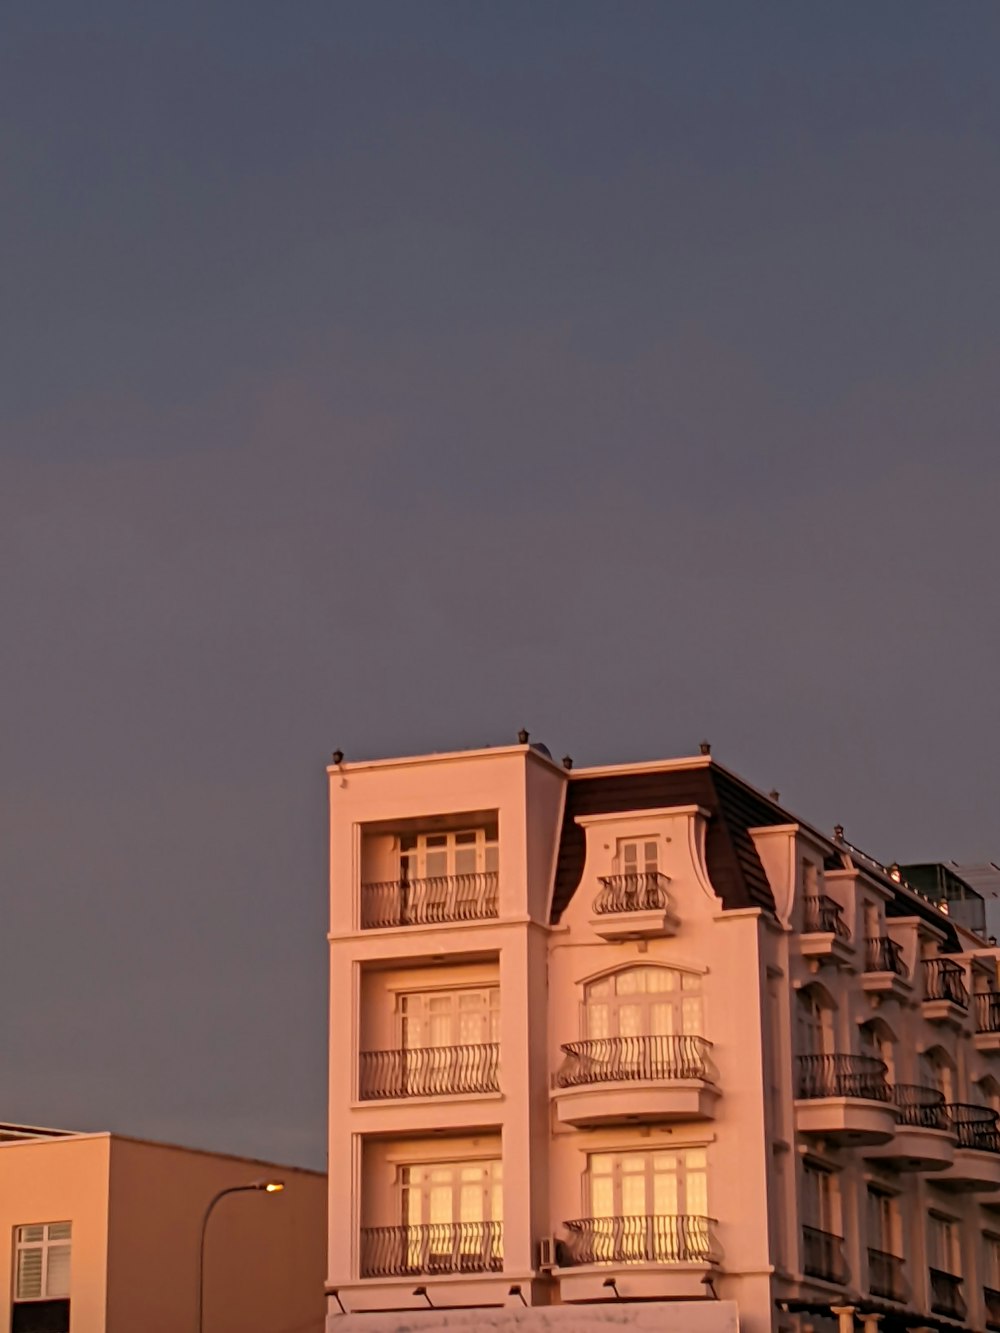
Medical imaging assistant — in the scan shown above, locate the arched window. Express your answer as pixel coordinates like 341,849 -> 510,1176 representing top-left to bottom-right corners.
860,1019 -> 896,1082
920,1047 -> 955,1103
584,967 -> 702,1039
796,986 -> 836,1057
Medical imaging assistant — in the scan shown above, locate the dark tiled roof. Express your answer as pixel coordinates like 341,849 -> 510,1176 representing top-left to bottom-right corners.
550,761 -> 785,923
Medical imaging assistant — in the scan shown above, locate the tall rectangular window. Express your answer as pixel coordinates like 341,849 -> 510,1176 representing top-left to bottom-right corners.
615,839 -> 659,875
929,1213 -> 960,1274
802,1163 -> 839,1235
14,1223 -> 71,1301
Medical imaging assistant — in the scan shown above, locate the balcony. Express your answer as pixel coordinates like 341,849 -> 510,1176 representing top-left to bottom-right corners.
868,1247 -> 906,1302
800,895 -> 853,967
795,1054 -> 895,1146
359,1044 -> 499,1100
802,1225 -> 848,1285
555,1215 -> 719,1301
552,1035 -> 718,1126
936,1104 -> 1000,1191
360,1222 -> 503,1277
862,936 -> 911,1001
922,958 -> 969,1026
360,872 -> 499,929
976,993 -> 1000,1055
985,1285 -> 1000,1331
867,1084 -> 955,1172
867,1085 -> 954,1171
929,1267 -> 966,1320
589,873 -> 679,941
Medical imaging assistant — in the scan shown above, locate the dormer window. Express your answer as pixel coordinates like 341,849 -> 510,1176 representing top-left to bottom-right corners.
615,838 -> 659,876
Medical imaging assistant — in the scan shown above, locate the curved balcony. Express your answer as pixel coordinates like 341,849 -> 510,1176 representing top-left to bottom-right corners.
552,1035 -> 718,1126
867,1084 -> 955,1172
976,993 -> 1000,1054
360,1221 -> 503,1277
922,958 -> 969,1025
800,895 -> 853,966
555,1214 -> 718,1301
359,1044 -> 499,1100
863,936 -> 911,1000
868,1247 -> 906,1303
360,872 -> 498,929
795,1054 -> 895,1145
590,873 -> 678,940
930,1267 -> 966,1320
802,1225 -> 848,1285
936,1104 -> 1000,1191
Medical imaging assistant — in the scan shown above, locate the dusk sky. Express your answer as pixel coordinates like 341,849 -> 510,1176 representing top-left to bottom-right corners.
3,3 -> 999,1169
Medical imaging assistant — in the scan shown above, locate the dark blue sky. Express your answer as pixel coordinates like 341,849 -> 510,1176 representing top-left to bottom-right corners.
2,3 -> 999,1167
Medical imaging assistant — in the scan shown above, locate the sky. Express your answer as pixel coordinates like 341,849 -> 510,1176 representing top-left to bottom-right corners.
2,2 -> 999,1169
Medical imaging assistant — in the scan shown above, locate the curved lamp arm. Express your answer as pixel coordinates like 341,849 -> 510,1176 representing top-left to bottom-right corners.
196,1180 -> 284,1333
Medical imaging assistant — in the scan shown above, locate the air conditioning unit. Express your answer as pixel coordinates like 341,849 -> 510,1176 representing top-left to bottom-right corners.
537,1236 -> 558,1270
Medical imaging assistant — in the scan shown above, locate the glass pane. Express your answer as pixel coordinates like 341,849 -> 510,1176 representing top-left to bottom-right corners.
484,844 -> 499,873
653,1171 -> 679,1216
590,1154 -> 613,1175
682,997 -> 703,1034
643,842 -> 658,870
16,1250 -> 43,1300
645,968 -> 673,993
587,1004 -> 610,1038
649,1002 -> 674,1036
425,850 -> 448,877
46,1246 -> 71,1298
681,972 -> 700,991
618,1004 -> 642,1036
459,1184 -> 483,1223
684,1171 -> 708,1217
454,848 -> 477,874
621,1173 -> 647,1217
18,1226 -> 44,1244
591,1175 -> 614,1217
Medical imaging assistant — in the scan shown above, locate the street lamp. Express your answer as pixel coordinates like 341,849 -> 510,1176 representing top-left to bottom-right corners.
196,1180 -> 284,1333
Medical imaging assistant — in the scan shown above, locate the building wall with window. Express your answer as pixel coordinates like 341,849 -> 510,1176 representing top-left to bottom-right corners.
327,742 -> 1000,1333
0,1131 -> 326,1333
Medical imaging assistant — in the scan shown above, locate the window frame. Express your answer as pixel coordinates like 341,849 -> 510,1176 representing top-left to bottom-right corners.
13,1222 -> 72,1302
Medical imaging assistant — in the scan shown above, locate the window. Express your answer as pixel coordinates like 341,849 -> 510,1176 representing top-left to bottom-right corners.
860,1023 -> 895,1082
14,1223 -> 71,1301
587,1149 -> 707,1219
584,967 -> 702,1039
928,1213 -> 960,1274
401,1160 -> 502,1227
867,1187 -> 896,1253
796,989 -> 835,1057
921,1050 -> 955,1104
398,988 -> 499,1049
984,1235 -> 1000,1290
802,1163 -> 839,1236
400,826 -> 498,881
615,838 -> 659,876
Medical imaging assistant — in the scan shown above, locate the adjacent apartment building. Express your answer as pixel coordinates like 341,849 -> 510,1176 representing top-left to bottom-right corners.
0,1125 -> 326,1333
326,740 -> 1000,1333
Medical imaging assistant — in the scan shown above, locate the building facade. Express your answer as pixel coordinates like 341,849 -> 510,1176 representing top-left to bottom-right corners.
327,741 -> 1000,1333
0,1128 -> 326,1333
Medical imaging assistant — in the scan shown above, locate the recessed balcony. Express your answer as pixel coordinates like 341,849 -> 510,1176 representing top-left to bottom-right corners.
794,1054 -> 895,1145
984,1284 -> 1000,1331
552,1035 -> 717,1127
935,1104 -> 1000,1191
555,1214 -> 719,1302
922,958 -> 969,1026
802,1225 -> 848,1285
929,1267 -> 966,1320
866,1084 -> 955,1172
868,1247 -> 906,1303
359,1044 -> 499,1100
862,935 -> 911,1000
360,872 -> 499,929
360,1221 -> 503,1277
800,895 -> 853,967
976,993 -> 1000,1054
588,873 -> 679,941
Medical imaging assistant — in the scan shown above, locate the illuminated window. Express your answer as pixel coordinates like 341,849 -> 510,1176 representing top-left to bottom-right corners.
585,967 -> 702,1039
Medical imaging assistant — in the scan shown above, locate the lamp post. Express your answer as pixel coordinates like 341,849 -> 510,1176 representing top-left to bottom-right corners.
196,1180 -> 284,1333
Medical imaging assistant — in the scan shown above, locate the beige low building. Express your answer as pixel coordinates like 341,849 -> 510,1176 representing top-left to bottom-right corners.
326,739 -> 1000,1333
0,1125 -> 326,1333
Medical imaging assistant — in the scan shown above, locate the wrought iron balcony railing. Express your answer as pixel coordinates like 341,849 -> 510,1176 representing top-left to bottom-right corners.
802,1225 -> 848,1284
554,1035 -> 711,1088
868,1247 -> 906,1302
359,1044 -> 499,1099
922,957 -> 969,1008
977,993 -> 1000,1034
560,1214 -> 718,1265
893,1083 -> 950,1131
929,1267 -> 966,1320
945,1103 -> 1000,1153
984,1284 -> 1000,1331
803,894 -> 851,940
796,1054 -> 890,1103
865,935 -> 908,977
593,873 -> 670,915
360,872 -> 499,929
360,1222 -> 503,1277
